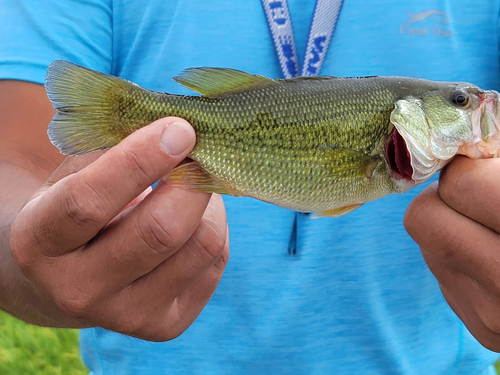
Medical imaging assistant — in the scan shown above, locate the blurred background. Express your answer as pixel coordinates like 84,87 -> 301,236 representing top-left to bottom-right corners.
0,311 -> 87,374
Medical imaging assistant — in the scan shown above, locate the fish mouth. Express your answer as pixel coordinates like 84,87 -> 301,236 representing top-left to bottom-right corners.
386,128 -> 413,182
385,125 -> 449,187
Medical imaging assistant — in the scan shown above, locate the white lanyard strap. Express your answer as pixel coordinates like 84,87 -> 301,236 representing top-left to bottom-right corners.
302,0 -> 343,76
261,0 -> 344,78
261,0 -> 299,78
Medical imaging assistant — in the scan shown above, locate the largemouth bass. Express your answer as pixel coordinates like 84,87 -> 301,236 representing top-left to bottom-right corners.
45,61 -> 500,217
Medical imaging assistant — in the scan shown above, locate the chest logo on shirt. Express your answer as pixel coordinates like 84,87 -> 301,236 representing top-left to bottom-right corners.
399,10 -> 452,38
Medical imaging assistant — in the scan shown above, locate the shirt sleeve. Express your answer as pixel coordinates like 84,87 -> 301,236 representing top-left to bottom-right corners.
0,0 -> 112,84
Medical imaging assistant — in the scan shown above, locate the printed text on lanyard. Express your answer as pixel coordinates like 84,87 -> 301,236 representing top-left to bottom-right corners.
261,0 -> 344,79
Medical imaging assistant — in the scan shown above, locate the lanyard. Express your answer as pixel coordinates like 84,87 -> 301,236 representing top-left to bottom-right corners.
261,0 -> 344,78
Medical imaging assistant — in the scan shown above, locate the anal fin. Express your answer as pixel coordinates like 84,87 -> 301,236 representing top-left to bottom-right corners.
311,204 -> 364,219
164,162 -> 243,196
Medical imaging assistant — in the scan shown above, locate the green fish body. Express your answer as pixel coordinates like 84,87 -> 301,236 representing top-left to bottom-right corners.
46,61 -> 500,217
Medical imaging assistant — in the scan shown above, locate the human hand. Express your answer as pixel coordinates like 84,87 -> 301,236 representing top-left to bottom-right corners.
10,117 -> 229,341
405,156 -> 500,352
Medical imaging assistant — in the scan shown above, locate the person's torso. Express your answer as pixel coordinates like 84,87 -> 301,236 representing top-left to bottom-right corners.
81,1 -> 500,374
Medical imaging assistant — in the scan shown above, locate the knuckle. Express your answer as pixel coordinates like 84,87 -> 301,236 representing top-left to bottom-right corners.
402,206 -> 417,237
404,184 -> 454,253
114,312 -> 184,342
493,277 -> 500,297
11,245 -> 35,273
477,339 -> 500,353
53,287 -> 94,319
10,246 -> 35,273
113,297 -> 197,341
428,227 -> 457,260
112,313 -> 148,339
10,210 -> 46,272
439,168 -> 466,207
136,209 -> 187,255
63,179 -> 108,228
156,326 -> 186,342
473,319 -> 500,352
193,217 -> 227,261
209,194 -> 227,219
221,243 -> 230,265
10,224 -> 35,272
477,306 -> 500,335
157,299 -> 192,341
119,147 -> 157,184
141,324 -> 186,342
404,192 -> 433,237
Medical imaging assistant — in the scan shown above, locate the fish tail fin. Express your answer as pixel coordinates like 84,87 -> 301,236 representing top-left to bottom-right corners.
46,60 -> 159,155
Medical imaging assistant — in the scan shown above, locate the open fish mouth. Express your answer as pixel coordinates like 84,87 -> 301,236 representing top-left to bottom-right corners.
385,125 -> 448,187
386,128 -> 413,182
385,121 -> 451,187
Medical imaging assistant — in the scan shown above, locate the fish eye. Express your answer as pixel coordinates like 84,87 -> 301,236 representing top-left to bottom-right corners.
451,90 -> 469,107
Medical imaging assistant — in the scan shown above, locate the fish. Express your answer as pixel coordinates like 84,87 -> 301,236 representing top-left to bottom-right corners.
45,60 -> 500,218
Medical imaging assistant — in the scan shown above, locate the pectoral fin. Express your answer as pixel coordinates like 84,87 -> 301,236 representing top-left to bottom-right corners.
165,162 -> 244,196
318,146 -> 380,179
311,204 -> 364,218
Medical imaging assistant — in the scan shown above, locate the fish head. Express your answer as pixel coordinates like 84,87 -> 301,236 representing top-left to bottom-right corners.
388,82 -> 500,187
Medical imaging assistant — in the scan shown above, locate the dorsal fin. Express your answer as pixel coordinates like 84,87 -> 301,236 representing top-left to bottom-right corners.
173,67 -> 276,98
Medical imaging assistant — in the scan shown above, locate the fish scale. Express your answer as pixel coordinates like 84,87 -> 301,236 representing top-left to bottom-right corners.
165,81 -> 397,211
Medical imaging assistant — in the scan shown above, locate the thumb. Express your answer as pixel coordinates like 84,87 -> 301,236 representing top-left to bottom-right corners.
35,116 -> 196,197
15,116 -> 196,256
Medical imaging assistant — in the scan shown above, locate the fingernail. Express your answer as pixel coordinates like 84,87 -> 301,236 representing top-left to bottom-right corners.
160,122 -> 194,156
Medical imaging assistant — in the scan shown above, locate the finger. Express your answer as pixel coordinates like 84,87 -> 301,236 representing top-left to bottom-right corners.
128,194 -> 228,294
422,252 -> 500,351
40,151 -> 106,191
62,181 -> 214,294
404,183 -> 500,290
439,156 -> 500,233
102,254 -> 228,342
94,196 -> 229,340
123,230 -> 228,342
421,252 -> 479,335
121,186 -> 152,213
138,230 -> 228,342
440,287 -> 500,352
103,193 -> 224,297
169,242 -> 229,338
13,117 -> 195,257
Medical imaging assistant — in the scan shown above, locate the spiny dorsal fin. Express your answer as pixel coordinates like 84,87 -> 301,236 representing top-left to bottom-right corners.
173,67 -> 276,98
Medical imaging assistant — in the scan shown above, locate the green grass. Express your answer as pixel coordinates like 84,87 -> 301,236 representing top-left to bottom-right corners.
0,310 -> 87,375
1,308 -> 499,374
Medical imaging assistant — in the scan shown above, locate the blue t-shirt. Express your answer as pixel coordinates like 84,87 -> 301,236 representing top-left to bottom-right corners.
2,1 -> 500,374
